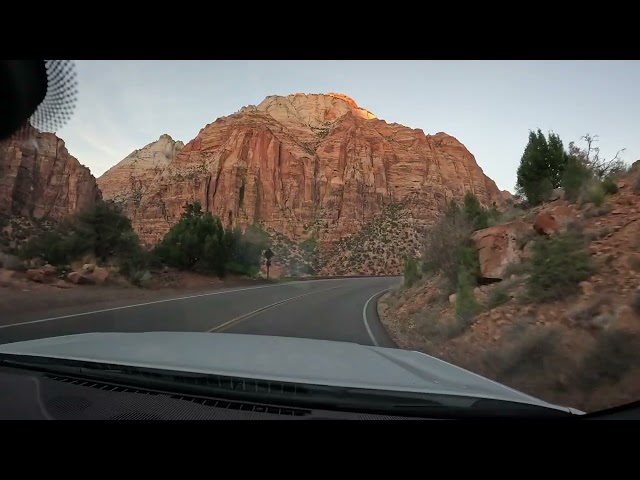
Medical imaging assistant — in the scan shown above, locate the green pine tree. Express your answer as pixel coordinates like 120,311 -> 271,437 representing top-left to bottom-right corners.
153,202 -> 268,278
515,129 -> 569,205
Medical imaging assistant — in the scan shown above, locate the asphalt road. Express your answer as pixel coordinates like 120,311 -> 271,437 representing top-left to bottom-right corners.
0,277 -> 402,347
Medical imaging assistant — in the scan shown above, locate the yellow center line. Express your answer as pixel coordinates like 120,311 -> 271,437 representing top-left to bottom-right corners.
206,285 -> 342,333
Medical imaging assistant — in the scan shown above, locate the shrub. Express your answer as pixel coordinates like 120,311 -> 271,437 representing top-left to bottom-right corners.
602,177 -> 619,195
403,255 -> 420,288
118,249 -> 157,286
449,246 -> 481,336
538,178 -> 556,203
422,202 -> 475,292
154,203 -> 269,278
583,204 -> 612,218
503,260 -> 531,277
562,155 -> 592,203
526,230 -> 594,302
416,307 -> 451,339
483,323 -> 561,380
486,286 -> 511,309
579,180 -> 606,207
571,294 -> 612,326
561,135 -> 626,204
463,193 -> 489,230
19,200 -> 141,266
488,206 -> 524,227
300,235 -> 318,255
576,330 -> 640,390
0,252 -> 24,271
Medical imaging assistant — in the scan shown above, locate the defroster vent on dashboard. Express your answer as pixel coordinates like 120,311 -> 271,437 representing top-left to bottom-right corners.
44,374 -> 311,419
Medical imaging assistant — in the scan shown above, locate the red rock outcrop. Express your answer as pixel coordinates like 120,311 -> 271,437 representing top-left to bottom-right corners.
0,129 -> 101,221
500,190 -> 515,206
97,134 -> 184,217
533,212 -> 558,236
130,93 -> 505,249
471,221 -> 534,280
532,202 -> 578,236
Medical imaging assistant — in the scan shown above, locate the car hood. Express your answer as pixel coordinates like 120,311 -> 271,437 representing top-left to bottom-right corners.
0,331 -> 582,414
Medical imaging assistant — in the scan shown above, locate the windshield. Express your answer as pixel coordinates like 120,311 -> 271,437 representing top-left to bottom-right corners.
0,60 -> 639,418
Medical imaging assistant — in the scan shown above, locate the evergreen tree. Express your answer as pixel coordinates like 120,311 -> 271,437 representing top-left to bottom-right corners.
463,192 -> 489,230
154,202 -> 268,277
516,129 -> 569,205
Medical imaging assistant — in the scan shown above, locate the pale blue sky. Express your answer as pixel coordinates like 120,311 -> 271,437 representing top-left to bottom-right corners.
57,60 -> 640,192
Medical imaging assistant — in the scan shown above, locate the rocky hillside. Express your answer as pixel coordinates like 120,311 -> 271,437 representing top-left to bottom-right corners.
319,201 -> 423,276
0,128 -> 101,222
97,134 -> 184,218
378,166 -> 640,412
107,93 -> 503,275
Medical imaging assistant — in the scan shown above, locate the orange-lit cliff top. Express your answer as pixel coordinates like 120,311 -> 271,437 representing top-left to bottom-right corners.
290,92 -> 377,119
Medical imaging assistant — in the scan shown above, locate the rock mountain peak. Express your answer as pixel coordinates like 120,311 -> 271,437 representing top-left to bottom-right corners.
97,134 -> 184,208
126,93 -> 503,249
237,92 -> 377,129
280,92 -> 376,118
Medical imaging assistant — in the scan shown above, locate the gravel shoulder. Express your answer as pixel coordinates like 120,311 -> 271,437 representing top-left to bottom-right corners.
0,270 -> 271,325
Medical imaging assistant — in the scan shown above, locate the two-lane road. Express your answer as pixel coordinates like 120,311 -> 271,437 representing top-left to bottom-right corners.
0,277 -> 402,347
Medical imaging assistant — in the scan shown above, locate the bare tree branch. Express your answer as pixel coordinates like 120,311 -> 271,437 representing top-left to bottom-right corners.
573,134 -> 627,179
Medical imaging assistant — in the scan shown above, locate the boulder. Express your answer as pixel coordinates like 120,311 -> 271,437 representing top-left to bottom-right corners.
471,221 -> 534,280
67,271 -> 95,285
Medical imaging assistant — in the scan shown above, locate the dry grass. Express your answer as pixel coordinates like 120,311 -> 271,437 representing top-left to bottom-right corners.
629,255 -> 640,272
584,226 -> 612,242
485,285 -> 511,309
383,288 -> 404,310
503,261 -> 531,277
583,204 -> 612,218
579,180 -> 606,207
575,330 -> 640,391
570,294 -> 614,330
631,291 -> 640,315
415,307 -> 450,339
488,206 -> 526,227
481,320 -> 562,382
0,252 -> 25,271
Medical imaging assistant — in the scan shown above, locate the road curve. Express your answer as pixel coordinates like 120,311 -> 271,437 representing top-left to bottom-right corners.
0,277 -> 402,347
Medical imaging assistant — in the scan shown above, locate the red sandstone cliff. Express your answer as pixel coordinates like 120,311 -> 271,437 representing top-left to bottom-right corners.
97,134 -> 184,218
128,93 -> 503,251
0,129 -> 101,221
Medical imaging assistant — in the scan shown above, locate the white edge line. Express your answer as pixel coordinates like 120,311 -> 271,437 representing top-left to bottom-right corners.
362,288 -> 391,347
0,278 -> 353,330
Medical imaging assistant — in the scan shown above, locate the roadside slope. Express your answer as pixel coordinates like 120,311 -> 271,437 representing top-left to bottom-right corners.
378,169 -> 640,413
